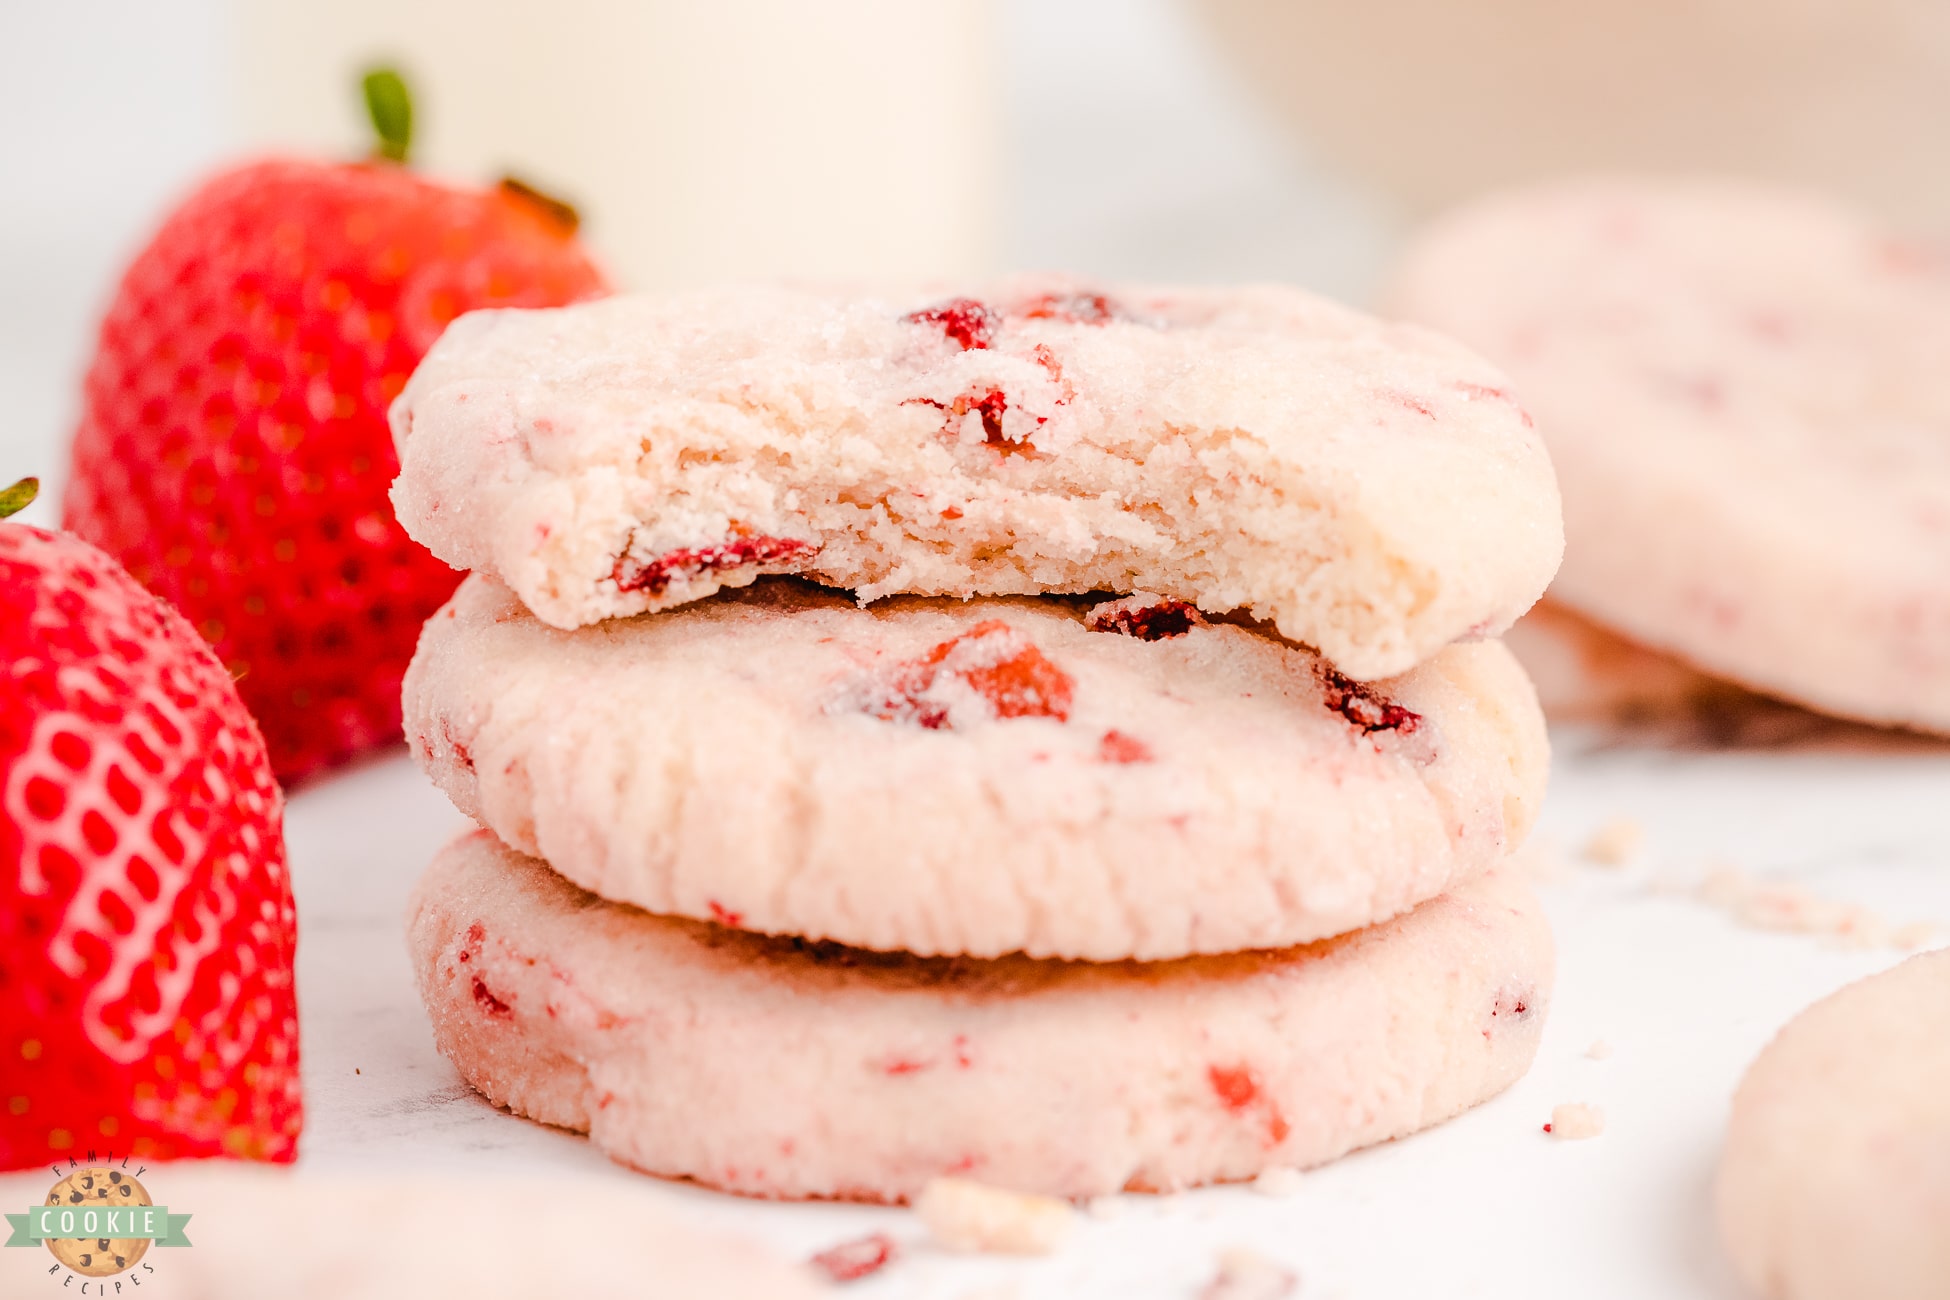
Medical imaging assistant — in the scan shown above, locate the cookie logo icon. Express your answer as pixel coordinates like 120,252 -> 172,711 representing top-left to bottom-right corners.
40,1168 -> 152,1277
6,1162 -> 191,1284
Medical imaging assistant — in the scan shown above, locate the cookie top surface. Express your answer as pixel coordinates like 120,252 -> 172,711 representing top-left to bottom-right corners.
407,830 -> 1553,1201
390,276 -> 1561,679
1389,178 -> 1950,730
405,575 -> 1547,960
1716,949 -> 1950,1300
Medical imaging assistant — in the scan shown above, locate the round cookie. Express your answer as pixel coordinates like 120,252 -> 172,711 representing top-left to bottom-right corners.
389,275 -> 1562,681
408,829 -> 1554,1202
1389,178 -> 1950,733
1716,949 -> 1950,1300
405,575 -> 1549,960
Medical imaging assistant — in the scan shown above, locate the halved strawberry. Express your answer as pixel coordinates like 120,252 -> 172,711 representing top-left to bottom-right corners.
1,479 -> 302,1169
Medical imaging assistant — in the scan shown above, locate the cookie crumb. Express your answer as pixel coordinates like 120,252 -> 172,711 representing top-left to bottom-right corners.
1581,817 -> 1644,866
1545,1102 -> 1605,1140
1585,1039 -> 1614,1061
915,1177 -> 1074,1255
1892,921 -> 1939,950
1200,1246 -> 1298,1300
809,1232 -> 898,1283
1691,867 -> 1937,950
1251,1166 -> 1304,1197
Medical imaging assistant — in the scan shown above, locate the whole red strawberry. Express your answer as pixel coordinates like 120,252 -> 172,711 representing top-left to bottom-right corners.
0,479 -> 302,1170
64,71 -> 608,783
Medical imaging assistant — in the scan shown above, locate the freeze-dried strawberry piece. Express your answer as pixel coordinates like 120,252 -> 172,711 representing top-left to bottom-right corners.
919,621 -> 1074,720
1020,291 -> 1118,324
910,386 -> 1038,453
1086,594 -> 1204,640
1488,987 -> 1535,1036
1208,1064 -> 1259,1112
1097,729 -> 1153,764
809,1232 -> 899,1283
905,297 -> 996,350
611,534 -> 814,596
470,977 -> 512,1016
858,621 -> 1075,729
1319,667 -> 1422,736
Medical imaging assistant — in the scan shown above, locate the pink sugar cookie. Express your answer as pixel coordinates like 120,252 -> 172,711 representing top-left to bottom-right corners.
389,276 -> 1561,680
405,576 -> 1548,960
407,830 -> 1553,1203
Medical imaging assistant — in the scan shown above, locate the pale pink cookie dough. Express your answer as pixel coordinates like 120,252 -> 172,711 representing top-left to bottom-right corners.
405,575 -> 1549,960
407,831 -> 1555,1203
1390,178 -> 1950,732
389,276 -> 1562,681
1716,949 -> 1950,1300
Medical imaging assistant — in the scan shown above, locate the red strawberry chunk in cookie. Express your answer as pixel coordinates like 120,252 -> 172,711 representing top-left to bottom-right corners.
1097,729 -> 1154,764
917,621 -> 1075,720
965,388 -> 1022,449
1208,1063 -> 1292,1146
471,977 -> 513,1016
905,297 -> 997,351
1319,667 -> 1422,736
612,534 -> 815,596
1020,291 -> 1118,324
1086,593 -> 1205,640
860,621 -> 1075,729
911,387 -> 1035,452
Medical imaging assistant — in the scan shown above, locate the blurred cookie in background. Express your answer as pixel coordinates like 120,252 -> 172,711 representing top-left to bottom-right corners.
1391,178 -> 1950,737
1500,600 -> 1924,751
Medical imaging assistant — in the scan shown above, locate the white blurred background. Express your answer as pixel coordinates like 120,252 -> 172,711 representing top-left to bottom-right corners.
8,0 -> 1949,525
0,0 -> 1391,527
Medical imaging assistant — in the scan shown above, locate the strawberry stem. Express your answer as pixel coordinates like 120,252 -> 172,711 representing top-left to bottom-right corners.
362,67 -> 413,164
0,477 -> 38,519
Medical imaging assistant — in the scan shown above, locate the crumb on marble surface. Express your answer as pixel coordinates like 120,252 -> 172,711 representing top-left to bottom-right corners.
1200,1246 -> 1299,1300
1585,1039 -> 1614,1061
1086,1195 -> 1128,1221
1251,1166 -> 1305,1197
1688,866 -> 1940,950
1582,816 -> 1645,866
916,1177 -> 1074,1255
1544,1103 -> 1605,1140
809,1232 -> 899,1283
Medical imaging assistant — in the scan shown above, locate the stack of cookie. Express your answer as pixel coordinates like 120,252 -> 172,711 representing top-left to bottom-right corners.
390,278 -> 1563,1202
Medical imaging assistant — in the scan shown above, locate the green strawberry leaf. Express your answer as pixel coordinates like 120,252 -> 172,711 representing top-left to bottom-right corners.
362,67 -> 414,164
0,477 -> 39,519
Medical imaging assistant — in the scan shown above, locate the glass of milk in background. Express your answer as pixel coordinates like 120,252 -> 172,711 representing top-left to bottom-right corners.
234,0 -> 999,289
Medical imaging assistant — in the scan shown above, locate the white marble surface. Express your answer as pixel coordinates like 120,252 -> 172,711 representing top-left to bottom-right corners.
280,717 -> 1950,1298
